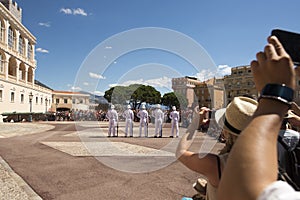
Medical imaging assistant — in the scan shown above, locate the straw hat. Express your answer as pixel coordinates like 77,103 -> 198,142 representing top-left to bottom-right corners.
215,96 -> 258,135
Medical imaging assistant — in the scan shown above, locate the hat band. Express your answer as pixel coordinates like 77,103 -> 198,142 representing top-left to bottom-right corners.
224,117 -> 241,134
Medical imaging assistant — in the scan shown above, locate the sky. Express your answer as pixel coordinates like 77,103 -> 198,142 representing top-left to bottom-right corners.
16,0 -> 300,96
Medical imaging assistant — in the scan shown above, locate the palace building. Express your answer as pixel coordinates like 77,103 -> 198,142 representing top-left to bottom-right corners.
0,0 -> 52,117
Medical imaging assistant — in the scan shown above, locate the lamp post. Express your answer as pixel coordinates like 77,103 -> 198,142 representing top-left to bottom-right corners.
29,92 -> 33,122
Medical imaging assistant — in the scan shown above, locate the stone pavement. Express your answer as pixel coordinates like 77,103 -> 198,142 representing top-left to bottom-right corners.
0,122 -> 53,200
0,121 -> 223,199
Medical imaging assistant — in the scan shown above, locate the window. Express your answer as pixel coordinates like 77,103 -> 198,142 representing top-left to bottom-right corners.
8,27 -> 14,49
0,90 -> 2,101
72,99 -> 76,104
0,20 -> 4,42
41,97 -> 43,105
0,54 -> 4,74
56,98 -> 59,104
64,98 -> 68,104
79,99 -> 83,104
20,94 -> 24,103
27,42 -> 32,59
10,92 -> 14,102
18,35 -> 24,55
36,96 -> 38,104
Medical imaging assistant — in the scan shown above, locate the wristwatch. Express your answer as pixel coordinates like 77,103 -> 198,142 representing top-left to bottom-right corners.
259,83 -> 294,106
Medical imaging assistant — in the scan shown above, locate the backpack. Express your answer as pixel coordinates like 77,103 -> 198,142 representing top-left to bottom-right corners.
277,132 -> 300,191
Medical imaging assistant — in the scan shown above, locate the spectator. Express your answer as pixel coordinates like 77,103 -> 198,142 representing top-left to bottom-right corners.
176,96 -> 258,200
218,36 -> 300,200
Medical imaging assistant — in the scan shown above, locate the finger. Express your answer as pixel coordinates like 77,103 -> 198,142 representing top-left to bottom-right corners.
250,60 -> 259,68
250,60 -> 260,74
268,36 -> 288,57
264,44 -> 278,60
256,51 -> 266,62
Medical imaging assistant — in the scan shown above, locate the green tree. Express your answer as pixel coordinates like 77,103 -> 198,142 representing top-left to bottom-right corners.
161,92 -> 188,110
104,84 -> 161,109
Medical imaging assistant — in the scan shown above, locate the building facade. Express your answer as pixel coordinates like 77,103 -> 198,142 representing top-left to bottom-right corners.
172,76 -> 224,109
172,76 -> 201,108
223,65 -> 257,105
194,77 -> 224,109
51,91 -> 90,112
0,0 -> 52,115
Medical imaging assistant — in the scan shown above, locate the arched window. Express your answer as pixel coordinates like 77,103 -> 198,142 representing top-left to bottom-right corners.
18,35 -> 24,55
8,26 -> 15,49
0,54 -> 3,74
0,20 -> 4,43
27,42 -> 32,59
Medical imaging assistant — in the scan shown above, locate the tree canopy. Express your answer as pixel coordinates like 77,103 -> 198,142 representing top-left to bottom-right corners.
161,92 -> 188,110
104,84 -> 161,109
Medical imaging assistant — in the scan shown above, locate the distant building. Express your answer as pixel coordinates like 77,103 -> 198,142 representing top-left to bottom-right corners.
223,65 -> 257,105
172,76 -> 201,108
194,77 -> 224,109
51,91 -> 90,112
0,0 -> 52,115
172,76 -> 224,109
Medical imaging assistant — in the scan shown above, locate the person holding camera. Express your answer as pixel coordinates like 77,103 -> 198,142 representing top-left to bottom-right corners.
218,36 -> 300,200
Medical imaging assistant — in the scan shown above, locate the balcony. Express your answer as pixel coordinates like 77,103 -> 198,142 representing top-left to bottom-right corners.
0,41 -> 36,67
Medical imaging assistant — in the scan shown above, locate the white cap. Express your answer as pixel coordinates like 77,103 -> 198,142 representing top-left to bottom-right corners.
111,105 -> 115,109
172,106 -> 176,111
127,105 -> 131,109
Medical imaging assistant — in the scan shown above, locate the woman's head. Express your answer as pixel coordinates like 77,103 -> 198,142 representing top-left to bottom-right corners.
216,96 -> 258,154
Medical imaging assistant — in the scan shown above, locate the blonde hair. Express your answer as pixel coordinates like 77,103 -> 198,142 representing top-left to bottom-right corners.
219,130 -> 238,155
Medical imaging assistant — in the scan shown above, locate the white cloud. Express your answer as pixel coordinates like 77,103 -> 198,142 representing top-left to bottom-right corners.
93,91 -> 104,96
89,72 -> 106,79
60,8 -> 87,16
83,82 -> 89,86
105,46 -> 112,49
217,65 -> 232,76
109,76 -> 172,89
71,86 -> 82,91
38,22 -> 51,27
60,8 -> 72,15
195,65 -> 232,81
36,48 -> 49,53
73,8 -> 87,16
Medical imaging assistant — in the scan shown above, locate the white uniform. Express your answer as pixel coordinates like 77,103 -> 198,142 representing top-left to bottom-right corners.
170,106 -> 180,137
152,105 -> 164,137
107,107 -> 118,137
123,106 -> 134,137
137,107 -> 149,137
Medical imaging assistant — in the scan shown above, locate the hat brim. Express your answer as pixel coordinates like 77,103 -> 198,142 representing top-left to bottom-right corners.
214,108 -> 226,129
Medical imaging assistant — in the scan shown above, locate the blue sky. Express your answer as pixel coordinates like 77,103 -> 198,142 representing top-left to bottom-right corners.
17,0 -> 300,95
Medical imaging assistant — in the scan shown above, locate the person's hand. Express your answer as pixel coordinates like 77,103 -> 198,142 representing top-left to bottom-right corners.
251,36 -> 295,92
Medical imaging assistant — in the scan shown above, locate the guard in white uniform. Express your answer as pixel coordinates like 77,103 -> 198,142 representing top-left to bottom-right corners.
137,105 -> 149,137
122,105 -> 134,137
169,106 -> 180,138
152,104 -> 164,138
106,105 -> 118,137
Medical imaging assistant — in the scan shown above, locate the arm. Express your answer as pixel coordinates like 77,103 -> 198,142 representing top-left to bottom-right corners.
218,36 -> 296,200
176,120 -> 219,186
